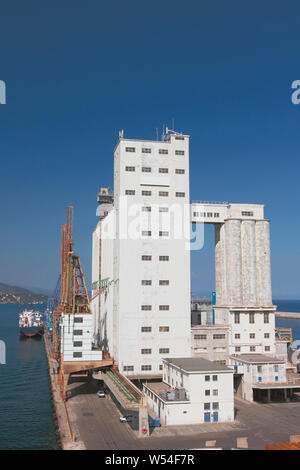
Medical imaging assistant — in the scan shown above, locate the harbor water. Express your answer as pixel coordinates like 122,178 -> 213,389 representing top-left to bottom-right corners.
0,303 -> 60,450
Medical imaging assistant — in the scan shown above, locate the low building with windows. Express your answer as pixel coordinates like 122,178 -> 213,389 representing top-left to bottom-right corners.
142,357 -> 234,425
60,314 -> 102,362
191,325 -> 229,362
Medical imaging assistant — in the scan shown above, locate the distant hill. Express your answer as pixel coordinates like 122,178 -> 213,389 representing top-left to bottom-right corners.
0,282 -> 48,304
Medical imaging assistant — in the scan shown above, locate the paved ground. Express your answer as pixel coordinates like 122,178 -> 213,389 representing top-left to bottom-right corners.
66,376 -> 300,450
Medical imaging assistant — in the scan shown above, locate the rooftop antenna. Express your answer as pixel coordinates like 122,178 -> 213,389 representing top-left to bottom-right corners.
119,129 -> 124,139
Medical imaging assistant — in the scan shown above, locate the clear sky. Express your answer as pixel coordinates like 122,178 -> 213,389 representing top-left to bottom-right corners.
0,1 -> 300,299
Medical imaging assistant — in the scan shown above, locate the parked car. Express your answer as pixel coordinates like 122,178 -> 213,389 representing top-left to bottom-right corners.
97,390 -> 106,398
120,415 -> 132,423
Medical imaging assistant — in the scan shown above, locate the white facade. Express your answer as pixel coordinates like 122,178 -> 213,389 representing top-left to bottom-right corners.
60,314 -> 102,362
143,357 -> 234,425
91,131 -> 192,377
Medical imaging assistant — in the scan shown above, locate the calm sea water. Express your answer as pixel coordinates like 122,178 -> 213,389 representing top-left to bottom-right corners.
0,303 -> 60,450
275,299 -> 300,342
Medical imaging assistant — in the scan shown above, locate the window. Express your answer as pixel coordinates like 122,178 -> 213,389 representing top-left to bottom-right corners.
257,366 -> 262,373
204,403 -> 210,410
212,402 -> 219,410
159,348 -> 169,354
176,192 -> 185,197
159,326 -> 169,332
175,136 -> 184,140
213,389 -> 218,396
125,166 -> 135,171
141,349 -> 152,354
214,213 -> 220,217
205,375 -> 210,382
73,352 -> 82,358
125,147 -> 135,152
250,333 -> 255,339
141,365 -> 152,371
205,390 -> 210,396
159,280 -> 169,285
213,334 -> 225,340
159,305 -> 169,311
159,149 -> 168,154
159,231 -> 169,237
193,212 -> 199,217
264,333 -> 270,339
142,148 -> 151,153
142,206 -> 151,212
159,191 -> 168,197
142,190 -> 151,196
142,230 -> 151,237
207,212 -> 213,217
141,326 -> 152,332
141,255 -> 152,261
74,317 -> 83,323
234,313 -> 240,324
159,364 -> 163,371
235,334 -> 240,339
249,313 -> 255,324
142,280 -> 152,285
73,330 -> 83,335
73,341 -> 82,347
159,255 -> 169,261
235,346 -> 241,352
141,305 -> 152,311
194,334 -> 207,340
159,207 -> 169,213
242,211 -> 254,216
265,346 -> 270,351
123,366 -> 134,371
264,313 -> 269,324
212,375 -> 218,382
142,167 -> 151,172
175,169 -> 185,174
125,190 -> 135,195
250,346 -> 256,352
274,365 -> 279,372
175,150 -> 185,155
159,168 -> 168,173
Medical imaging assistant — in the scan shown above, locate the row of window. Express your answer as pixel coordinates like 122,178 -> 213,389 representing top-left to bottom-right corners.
141,348 -> 170,354
235,332 -> 270,339
204,402 -> 219,410
194,334 -> 226,340
123,365 -> 160,371
125,190 -> 186,197
141,231 -> 169,237
234,312 -> 269,323
125,147 -> 185,155
142,280 -> 169,286
142,255 -> 169,261
141,326 -> 170,332
241,211 -> 254,216
141,305 -> 170,311
125,166 -> 185,174
235,345 -> 271,352
141,206 -> 169,212
193,212 -> 220,218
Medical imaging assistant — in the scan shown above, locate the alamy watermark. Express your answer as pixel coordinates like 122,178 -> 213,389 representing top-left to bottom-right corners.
0,80 -> 6,104
0,340 -> 6,364
96,196 -> 205,251
291,80 -> 300,104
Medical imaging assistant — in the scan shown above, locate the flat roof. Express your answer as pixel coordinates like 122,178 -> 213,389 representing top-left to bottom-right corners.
230,354 -> 285,364
163,357 -> 232,372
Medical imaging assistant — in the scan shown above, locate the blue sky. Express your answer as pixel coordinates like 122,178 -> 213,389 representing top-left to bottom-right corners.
0,1 -> 300,298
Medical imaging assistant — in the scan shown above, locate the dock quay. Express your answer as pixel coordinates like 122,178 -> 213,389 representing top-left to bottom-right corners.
275,312 -> 300,319
43,333 -> 86,450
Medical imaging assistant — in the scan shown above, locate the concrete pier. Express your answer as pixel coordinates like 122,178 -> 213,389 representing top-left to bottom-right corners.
43,333 -> 86,450
275,312 -> 300,319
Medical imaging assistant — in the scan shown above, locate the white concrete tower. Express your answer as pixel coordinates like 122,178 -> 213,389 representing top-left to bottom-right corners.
92,130 -> 192,377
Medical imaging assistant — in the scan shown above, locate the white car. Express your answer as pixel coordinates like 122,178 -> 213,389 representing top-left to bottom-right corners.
120,415 -> 132,423
97,391 -> 106,398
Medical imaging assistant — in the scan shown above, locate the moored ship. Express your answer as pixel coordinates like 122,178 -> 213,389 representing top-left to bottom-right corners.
19,310 -> 44,337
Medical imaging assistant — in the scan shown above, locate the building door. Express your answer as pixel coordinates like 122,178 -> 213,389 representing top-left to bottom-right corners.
213,412 -> 218,422
204,412 -> 211,423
